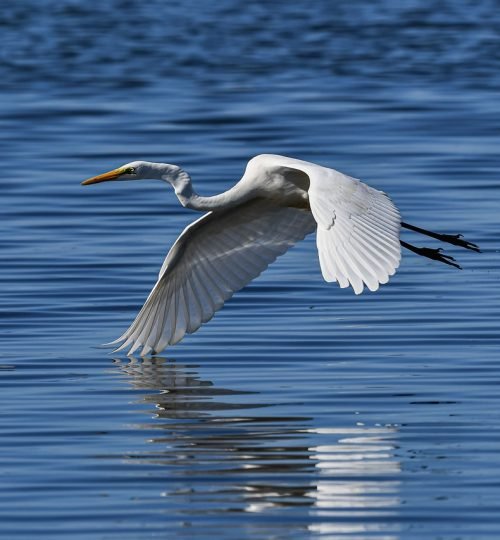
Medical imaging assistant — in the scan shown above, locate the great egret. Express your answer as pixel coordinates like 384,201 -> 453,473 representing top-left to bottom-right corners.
82,154 -> 479,356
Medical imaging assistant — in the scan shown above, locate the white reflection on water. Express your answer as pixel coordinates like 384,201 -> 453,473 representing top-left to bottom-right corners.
307,426 -> 401,539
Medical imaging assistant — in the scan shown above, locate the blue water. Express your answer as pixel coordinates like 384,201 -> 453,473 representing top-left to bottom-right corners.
1,1 -> 500,538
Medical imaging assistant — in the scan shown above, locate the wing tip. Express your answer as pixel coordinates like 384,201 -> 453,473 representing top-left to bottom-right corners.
106,337 -> 169,358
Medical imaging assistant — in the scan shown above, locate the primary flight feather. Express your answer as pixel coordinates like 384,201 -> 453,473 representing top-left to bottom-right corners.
82,154 -> 479,356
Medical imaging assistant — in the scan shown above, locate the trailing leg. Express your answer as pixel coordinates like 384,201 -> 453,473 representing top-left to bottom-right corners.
400,240 -> 461,269
401,222 -> 480,252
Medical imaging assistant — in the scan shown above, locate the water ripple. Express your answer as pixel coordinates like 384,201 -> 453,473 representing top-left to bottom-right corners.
1,0 -> 500,538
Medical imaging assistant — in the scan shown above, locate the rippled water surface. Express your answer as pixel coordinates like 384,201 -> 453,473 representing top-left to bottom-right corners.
1,1 -> 500,538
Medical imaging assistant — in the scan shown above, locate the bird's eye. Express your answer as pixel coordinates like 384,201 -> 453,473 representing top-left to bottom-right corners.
125,167 -> 136,175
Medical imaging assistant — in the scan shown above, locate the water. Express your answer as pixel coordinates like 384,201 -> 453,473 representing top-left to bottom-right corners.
1,1 -> 500,538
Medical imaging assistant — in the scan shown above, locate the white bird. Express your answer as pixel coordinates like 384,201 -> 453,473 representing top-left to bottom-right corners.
82,154 -> 479,356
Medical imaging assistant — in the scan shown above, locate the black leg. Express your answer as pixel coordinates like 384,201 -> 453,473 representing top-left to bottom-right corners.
401,222 -> 480,252
401,240 -> 462,269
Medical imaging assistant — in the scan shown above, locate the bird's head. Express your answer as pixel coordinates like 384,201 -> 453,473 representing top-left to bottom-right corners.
81,161 -> 183,186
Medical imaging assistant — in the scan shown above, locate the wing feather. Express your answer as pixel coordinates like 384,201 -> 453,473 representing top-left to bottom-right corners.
171,276 -> 187,345
350,233 -> 390,283
184,276 -> 202,334
190,264 -> 217,322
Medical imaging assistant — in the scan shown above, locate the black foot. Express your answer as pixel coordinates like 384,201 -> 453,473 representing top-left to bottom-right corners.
401,222 -> 481,252
401,240 -> 462,269
434,233 -> 481,253
417,247 -> 461,269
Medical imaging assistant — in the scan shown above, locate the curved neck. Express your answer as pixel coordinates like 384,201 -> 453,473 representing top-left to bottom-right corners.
160,165 -> 250,212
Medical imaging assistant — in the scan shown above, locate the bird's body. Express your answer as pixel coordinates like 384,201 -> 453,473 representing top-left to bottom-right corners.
82,154 -> 478,356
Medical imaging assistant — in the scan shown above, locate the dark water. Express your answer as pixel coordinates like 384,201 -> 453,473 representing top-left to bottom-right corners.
1,1 -> 500,538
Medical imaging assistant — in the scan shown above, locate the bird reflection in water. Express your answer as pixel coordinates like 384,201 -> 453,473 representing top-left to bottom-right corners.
115,357 -> 401,538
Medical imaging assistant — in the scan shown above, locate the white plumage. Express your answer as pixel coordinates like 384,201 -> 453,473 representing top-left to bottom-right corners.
81,154 -> 404,356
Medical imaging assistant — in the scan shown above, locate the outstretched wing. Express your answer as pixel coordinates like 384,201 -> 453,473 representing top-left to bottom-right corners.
110,199 -> 316,356
307,165 -> 401,294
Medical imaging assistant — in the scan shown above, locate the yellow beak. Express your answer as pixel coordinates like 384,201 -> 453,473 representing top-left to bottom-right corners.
81,167 -> 125,186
